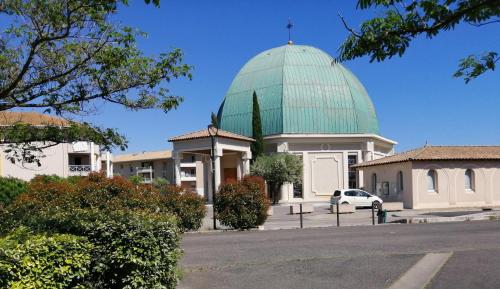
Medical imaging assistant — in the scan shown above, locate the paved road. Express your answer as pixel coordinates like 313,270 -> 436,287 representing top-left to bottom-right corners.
179,221 -> 500,289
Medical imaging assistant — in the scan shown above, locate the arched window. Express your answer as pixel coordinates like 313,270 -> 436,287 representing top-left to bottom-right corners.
427,169 -> 437,192
465,169 -> 474,191
371,173 -> 377,194
397,171 -> 404,191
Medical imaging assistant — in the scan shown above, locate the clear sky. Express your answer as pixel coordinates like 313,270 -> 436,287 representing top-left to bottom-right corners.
82,0 -> 499,154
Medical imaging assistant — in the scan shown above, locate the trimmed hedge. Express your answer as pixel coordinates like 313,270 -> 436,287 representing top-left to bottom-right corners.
215,176 -> 270,230
0,177 -> 27,206
0,227 -> 93,289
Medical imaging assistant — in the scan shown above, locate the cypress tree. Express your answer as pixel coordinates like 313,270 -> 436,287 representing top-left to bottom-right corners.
251,91 -> 264,160
210,112 -> 218,128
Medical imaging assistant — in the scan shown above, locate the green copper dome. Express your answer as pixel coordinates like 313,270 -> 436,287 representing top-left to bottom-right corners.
217,44 -> 379,137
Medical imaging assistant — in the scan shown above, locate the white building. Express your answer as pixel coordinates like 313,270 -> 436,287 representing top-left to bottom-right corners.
113,150 -> 205,192
354,146 -> 500,209
0,112 -> 112,180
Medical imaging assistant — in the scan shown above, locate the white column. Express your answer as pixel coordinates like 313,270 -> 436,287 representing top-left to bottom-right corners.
214,144 -> 223,190
109,161 -> 114,178
242,150 -> 251,176
364,141 -> 375,162
236,157 -> 242,180
90,142 -> 95,171
343,151 -> 349,189
173,152 -> 181,186
106,151 -> 111,178
357,150 -> 364,189
214,155 -> 221,190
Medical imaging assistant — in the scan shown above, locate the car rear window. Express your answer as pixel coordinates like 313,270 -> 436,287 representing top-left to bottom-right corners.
333,190 -> 341,197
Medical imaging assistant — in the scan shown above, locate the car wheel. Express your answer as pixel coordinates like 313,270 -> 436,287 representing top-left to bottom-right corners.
372,200 -> 380,206
341,201 -> 349,205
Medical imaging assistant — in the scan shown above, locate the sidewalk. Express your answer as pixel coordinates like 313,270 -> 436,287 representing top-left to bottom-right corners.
198,204 -> 500,231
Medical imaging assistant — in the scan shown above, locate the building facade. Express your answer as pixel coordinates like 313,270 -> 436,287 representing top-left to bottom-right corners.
0,112 -> 112,180
112,150 -> 206,192
354,146 -> 500,209
217,43 -> 396,202
169,128 -> 253,202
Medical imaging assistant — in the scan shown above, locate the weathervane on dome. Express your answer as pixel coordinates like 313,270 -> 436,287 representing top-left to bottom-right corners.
286,18 -> 294,45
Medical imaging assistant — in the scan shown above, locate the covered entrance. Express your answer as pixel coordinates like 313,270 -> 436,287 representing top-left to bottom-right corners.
169,128 -> 253,202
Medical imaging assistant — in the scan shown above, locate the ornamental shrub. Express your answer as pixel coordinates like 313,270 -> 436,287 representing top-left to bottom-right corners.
79,209 -> 182,289
0,227 -> 93,289
0,173 -> 186,288
0,177 -> 27,206
159,185 -> 206,231
215,175 -> 270,230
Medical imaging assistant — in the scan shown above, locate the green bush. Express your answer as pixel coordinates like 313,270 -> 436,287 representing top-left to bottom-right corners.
160,185 -> 206,231
85,210 -> 182,288
153,177 -> 169,188
0,227 -> 93,289
1,173 -> 185,288
0,177 -> 27,206
215,176 -> 270,230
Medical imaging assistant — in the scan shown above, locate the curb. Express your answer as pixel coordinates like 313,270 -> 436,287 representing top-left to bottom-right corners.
405,212 -> 500,224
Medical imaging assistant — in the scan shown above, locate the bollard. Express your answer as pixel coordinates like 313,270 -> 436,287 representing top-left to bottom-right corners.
371,202 -> 375,225
299,203 -> 303,229
336,202 -> 340,227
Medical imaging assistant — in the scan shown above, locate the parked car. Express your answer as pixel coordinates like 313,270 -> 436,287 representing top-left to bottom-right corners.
330,189 -> 383,207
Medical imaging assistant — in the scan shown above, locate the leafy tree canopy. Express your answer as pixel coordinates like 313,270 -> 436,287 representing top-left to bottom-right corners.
339,0 -> 500,83
251,153 -> 302,203
0,0 -> 191,163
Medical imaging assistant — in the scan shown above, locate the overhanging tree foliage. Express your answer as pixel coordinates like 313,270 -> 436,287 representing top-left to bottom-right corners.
251,91 -> 264,160
339,0 -> 500,83
0,0 -> 192,163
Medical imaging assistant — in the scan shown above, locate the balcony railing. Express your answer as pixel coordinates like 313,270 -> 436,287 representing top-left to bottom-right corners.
136,166 -> 153,173
69,165 -> 92,175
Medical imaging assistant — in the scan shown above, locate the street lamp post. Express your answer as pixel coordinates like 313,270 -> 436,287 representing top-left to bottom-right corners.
207,124 -> 219,230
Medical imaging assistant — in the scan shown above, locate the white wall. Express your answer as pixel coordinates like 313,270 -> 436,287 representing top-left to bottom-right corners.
0,142 -> 105,181
412,160 -> 500,209
359,160 -> 500,209
359,162 -> 413,208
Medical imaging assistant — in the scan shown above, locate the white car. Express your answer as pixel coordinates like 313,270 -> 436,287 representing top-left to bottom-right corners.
330,189 -> 383,207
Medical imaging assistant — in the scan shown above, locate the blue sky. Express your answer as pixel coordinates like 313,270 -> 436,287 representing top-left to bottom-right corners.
82,0 -> 499,154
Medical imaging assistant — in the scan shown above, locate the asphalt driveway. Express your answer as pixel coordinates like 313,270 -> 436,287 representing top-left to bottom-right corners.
179,221 -> 500,289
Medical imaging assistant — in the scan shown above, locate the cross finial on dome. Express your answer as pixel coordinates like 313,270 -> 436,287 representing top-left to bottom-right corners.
286,18 -> 294,45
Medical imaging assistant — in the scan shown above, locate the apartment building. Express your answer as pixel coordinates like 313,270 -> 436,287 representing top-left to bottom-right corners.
113,150 -> 205,193
0,112 -> 112,180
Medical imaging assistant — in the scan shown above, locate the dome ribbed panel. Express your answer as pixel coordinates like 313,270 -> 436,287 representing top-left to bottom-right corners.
218,44 -> 379,137
219,47 -> 285,136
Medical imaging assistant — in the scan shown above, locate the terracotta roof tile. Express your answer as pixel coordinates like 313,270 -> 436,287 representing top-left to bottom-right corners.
354,145 -> 500,168
0,111 -> 70,126
168,128 -> 254,142
114,150 -> 172,163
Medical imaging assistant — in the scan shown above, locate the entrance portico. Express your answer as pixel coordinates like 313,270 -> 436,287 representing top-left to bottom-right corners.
169,128 -> 253,202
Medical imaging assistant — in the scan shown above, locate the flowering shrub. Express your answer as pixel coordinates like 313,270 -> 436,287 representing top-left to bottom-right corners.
215,175 -> 270,230
160,185 -> 206,231
0,173 -> 188,288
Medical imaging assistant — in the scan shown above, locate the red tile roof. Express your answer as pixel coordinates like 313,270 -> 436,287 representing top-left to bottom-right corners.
0,111 -> 70,127
354,145 -> 500,168
168,128 -> 254,142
